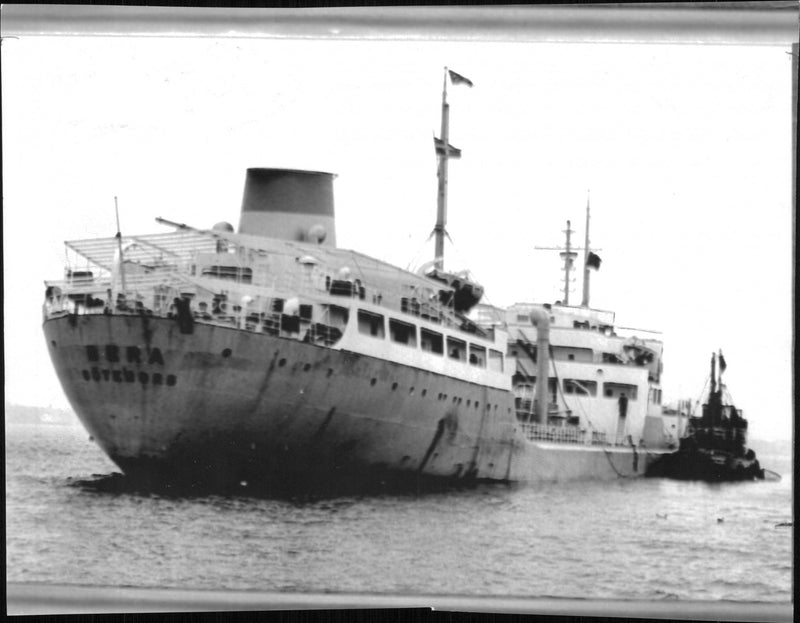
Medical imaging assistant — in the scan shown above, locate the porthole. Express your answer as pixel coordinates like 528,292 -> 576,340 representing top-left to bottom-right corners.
327,368 -> 334,378
392,382 -> 398,391
278,358 -> 287,367
50,340 -> 57,347
421,389 -> 427,397
303,363 -> 312,372
371,378 -> 377,386
222,348 -> 232,358
409,387 -> 415,394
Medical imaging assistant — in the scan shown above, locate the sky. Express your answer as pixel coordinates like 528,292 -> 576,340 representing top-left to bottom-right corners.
2,27 -> 794,441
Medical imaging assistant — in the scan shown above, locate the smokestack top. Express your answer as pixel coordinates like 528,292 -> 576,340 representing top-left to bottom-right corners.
238,168 -> 337,245
241,168 -> 335,215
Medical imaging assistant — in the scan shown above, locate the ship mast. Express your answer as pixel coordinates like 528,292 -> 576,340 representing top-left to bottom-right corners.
710,351 -> 717,396
559,221 -> 577,305
114,196 -> 126,292
535,195 -> 599,307
432,67 -> 471,270
581,194 -> 591,307
433,67 -> 450,270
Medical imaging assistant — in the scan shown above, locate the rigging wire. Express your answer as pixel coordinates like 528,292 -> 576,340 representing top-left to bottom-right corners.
691,376 -> 710,417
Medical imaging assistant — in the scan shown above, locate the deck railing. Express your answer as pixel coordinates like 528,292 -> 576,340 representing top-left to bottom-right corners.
518,422 -> 610,446
42,269 -> 344,339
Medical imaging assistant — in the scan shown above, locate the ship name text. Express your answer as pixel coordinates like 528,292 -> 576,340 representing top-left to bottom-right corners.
80,344 -> 178,387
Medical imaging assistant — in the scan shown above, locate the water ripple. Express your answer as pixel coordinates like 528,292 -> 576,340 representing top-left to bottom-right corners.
5,424 -> 794,601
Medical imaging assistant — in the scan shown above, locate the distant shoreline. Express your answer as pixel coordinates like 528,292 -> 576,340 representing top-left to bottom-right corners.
5,402 -> 793,476
5,403 -> 77,427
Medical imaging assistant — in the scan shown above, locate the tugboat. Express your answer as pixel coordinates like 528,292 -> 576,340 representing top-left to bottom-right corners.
647,351 -> 766,481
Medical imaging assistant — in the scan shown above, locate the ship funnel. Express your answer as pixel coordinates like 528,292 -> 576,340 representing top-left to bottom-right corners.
529,308 -> 551,425
238,168 -> 337,246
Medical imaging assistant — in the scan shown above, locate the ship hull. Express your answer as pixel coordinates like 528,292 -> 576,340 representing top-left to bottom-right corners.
44,314 -> 657,490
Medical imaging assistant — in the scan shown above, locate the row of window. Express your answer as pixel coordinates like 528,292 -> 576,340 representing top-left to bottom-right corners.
357,309 -> 504,372
517,378 -> 640,400
564,380 -> 639,400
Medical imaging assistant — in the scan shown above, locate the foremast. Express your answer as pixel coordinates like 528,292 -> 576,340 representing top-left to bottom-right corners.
433,66 -> 472,270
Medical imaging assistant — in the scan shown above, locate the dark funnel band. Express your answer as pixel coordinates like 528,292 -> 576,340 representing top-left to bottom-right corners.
240,168 -> 335,216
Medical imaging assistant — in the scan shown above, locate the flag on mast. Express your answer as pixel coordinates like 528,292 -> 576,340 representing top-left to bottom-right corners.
586,251 -> 602,270
434,137 -> 462,159
448,69 -> 473,87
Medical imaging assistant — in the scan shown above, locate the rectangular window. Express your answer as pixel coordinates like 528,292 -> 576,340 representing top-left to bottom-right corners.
421,328 -> 444,354
469,344 -> 486,367
563,379 -> 598,396
602,382 -> 638,400
488,349 -> 504,372
357,310 -> 385,338
201,265 -> 253,283
446,337 -> 467,361
325,304 -> 350,330
516,314 -> 529,323
389,318 -> 417,347
552,346 -> 593,362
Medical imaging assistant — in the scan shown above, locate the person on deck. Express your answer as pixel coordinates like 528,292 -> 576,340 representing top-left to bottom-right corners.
618,393 -> 629,419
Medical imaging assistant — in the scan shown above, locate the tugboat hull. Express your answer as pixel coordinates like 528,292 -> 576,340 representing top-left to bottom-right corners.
646,450 -> 765,482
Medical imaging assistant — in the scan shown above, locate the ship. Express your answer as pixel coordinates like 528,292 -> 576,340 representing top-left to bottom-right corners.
42,68 -> 676,491
646,352 -> 768,481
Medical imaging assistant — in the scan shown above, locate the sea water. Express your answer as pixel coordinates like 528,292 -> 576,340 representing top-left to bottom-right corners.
5,421 -> 793,603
